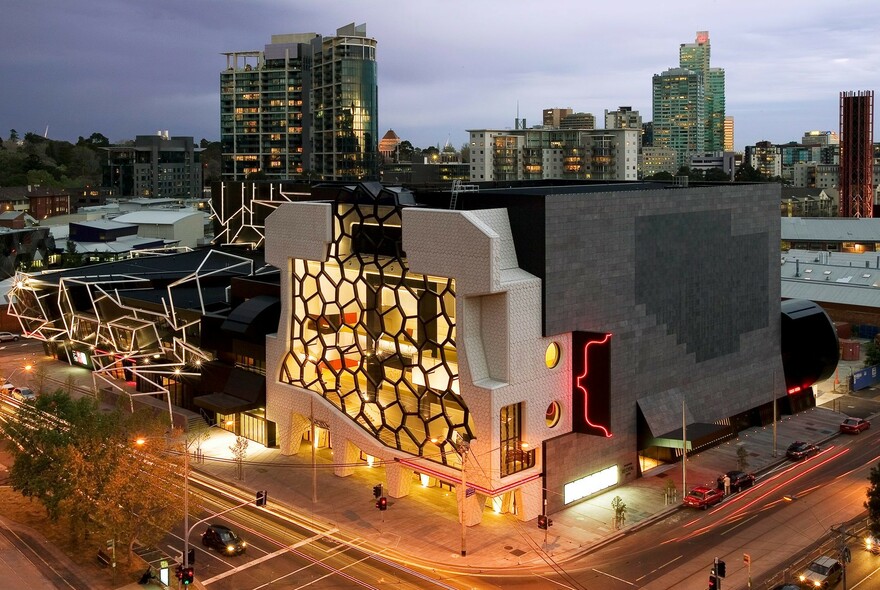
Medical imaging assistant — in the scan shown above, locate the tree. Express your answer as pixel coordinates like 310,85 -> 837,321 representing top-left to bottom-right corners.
459,142 -> 470,164
0,391 -> 183,562
230,435 -> 248,481
864,341 -> 880,367
9,129 -> 18,142
704,168 -> 731,182
866,461 -> 880,536
645,171 -> 674,181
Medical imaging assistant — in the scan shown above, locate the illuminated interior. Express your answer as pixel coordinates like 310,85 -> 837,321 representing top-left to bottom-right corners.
280,201 -> 474,465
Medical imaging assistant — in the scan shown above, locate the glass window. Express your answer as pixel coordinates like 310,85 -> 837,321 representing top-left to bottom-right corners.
500,402 -> 535,477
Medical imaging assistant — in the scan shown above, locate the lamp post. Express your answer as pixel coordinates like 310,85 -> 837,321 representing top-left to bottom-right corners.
433,434 -> 472,557
2,362 -> 33,385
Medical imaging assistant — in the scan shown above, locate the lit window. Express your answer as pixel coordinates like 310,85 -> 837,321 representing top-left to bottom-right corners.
545,342 -> 561,369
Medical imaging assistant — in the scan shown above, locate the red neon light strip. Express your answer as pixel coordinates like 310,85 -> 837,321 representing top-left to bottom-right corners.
397,458 -> 541,496
575,333 -> 613,438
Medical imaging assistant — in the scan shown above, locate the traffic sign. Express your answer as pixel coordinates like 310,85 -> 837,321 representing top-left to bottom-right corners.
743,553 -> 751,566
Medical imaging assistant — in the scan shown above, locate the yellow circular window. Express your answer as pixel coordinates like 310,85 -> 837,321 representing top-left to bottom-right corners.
545,401 -> 561,428
545,342 -> 561,369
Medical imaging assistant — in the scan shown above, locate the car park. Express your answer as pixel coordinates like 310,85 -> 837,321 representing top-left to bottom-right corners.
798,555 -> 842,588
0,332 -> 20,342
716,470 -> 756,493
840,417 -> 870,434
202,524 -> 246,555
786,441 -> 820,461
682,485 -> 724,509
11,387 -> 35,402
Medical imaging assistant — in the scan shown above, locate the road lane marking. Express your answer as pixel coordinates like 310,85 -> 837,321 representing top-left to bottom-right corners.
531,573 -> 578,589
592,568 -> 637,586
201,529 -> 338,585
635,555 -> 682,582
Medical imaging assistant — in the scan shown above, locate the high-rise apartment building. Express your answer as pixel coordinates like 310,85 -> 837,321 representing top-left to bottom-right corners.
652,68 -> 704,167
221,23 -> 378,182
653,32 -> 725,165
467,127 -> 638,182
559,112 -> 596,130
839,91 -> 874,218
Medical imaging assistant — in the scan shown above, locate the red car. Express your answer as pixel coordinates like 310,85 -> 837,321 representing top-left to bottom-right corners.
682,485 -> 724,509
840,417 -> 871,434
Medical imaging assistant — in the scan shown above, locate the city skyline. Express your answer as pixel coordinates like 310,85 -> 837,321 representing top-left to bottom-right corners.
1,0 -> 879,152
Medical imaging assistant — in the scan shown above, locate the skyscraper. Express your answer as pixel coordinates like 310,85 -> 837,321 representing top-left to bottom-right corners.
723,116 -> 734,152
221,23 -> 378,182
839,90 -> 874,218
679,31 -> 726,153
652,68 -> 704,167
653,31 -> 725,166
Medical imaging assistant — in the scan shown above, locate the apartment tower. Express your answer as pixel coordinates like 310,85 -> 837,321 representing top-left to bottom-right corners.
221,23 -> 378,182
839,91 -> 874,218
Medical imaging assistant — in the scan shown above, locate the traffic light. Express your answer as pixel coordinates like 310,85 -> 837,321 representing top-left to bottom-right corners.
187,547 -> 195,565
716,560 -> 726,577
537,515 -> 549,530
708,574 -> 718,590
175,565 -> 184,580
255,490 -> 268,507
373,484 -> 383,499
376,496 -> 388,511
182,566 -> 194,585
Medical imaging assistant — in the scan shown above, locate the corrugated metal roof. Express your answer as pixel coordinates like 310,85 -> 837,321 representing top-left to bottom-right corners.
782,248 -> 880,307
114,210 -> 201,224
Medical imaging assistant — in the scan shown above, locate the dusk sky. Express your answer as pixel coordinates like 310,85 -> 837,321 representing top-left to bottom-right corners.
2,0 -> 879,151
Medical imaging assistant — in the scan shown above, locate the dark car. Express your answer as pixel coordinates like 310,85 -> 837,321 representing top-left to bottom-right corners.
202,524 -> 247,555
716,470 -> 756,493
682,485 -> 725,509
786,441 -> 819,461
840,417 -> 871,434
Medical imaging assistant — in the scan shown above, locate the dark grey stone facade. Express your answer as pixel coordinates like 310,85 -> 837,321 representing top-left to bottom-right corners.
541,184 -> 781,513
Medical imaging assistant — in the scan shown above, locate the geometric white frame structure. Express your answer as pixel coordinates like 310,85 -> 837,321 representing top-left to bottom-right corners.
7,249 -> 256,423
211,182 -> 310,249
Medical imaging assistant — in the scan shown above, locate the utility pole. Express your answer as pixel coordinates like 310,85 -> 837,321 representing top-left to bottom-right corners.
682,398 -> 687,496
772,369 -> 778,457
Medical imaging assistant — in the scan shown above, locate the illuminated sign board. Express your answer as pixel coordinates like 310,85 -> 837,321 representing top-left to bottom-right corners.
564,464 -> 618,504
72,350 -> 89,366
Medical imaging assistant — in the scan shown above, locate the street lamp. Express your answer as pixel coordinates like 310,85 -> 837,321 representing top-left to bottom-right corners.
432,433 -> 473,557
2,362 -> 33,385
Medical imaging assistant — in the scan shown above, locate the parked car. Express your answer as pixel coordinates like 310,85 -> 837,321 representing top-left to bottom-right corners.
716,470 -> 756,493
786,441 -> 820,461
682,485 -> 724,509
11,387 -> 35,402
770,585 -> 801,590
202,524 -> 246,555
1,383 -> 14,395
840,417 -> 871,434
0,332 -> 20,342
798,555 -> 842,588
865,534 -> 880,554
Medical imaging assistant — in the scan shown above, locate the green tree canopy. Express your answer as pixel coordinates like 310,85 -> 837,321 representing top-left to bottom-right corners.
1,391 -> 183,562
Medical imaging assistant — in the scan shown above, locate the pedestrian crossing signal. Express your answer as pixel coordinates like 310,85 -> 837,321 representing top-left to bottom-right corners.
376,496 -> 388,511
537,515 -> 552,529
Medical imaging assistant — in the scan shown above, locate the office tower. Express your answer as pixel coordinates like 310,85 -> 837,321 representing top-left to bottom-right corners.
724,117 -> 734,152
654,31 -> 725,162
221,23 -> 378,182
802,130 -> 839,147
652,68 -> 704,167
543,108 -> 573,128
839,91 -> 875,218
679,31 -> 725,152
105,133 -> 202,199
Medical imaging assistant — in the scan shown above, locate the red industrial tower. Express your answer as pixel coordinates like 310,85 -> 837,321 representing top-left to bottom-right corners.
839,90 -> 874,218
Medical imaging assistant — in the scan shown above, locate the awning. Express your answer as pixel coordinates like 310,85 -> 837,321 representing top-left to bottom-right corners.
637,388 -> 693,439
638,389 -> 732,450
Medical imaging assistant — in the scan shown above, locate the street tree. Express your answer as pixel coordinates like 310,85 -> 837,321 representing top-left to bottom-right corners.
864,341 -> 880,367
866,461 -> 880,536
1,391 -> 183,561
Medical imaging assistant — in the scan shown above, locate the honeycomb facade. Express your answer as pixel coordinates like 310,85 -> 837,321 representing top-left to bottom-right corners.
279,199 -> 474,466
